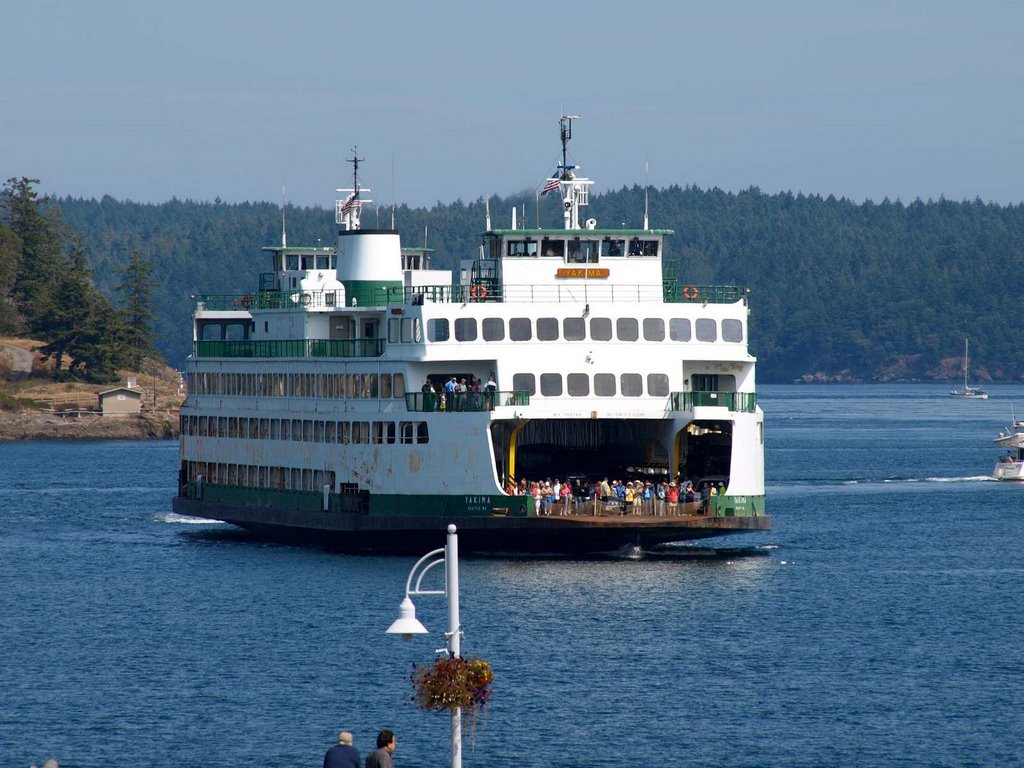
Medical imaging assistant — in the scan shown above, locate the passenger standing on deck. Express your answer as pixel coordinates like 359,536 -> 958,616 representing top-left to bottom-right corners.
365,730 -> 396,768
420,378 -> 436,411
324,731 -> 360,768
666,481 -> 679,515
484,372 -> 497,409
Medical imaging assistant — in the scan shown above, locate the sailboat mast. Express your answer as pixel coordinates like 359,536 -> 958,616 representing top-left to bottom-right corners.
965,337 -> 969,389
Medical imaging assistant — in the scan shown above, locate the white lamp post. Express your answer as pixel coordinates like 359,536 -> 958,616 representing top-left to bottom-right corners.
386,524 -> 463,768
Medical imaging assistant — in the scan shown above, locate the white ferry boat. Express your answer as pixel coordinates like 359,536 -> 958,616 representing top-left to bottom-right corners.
172,117 -> 769,553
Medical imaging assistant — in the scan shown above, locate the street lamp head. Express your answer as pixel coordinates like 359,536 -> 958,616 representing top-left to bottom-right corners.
385,596 -> 429,640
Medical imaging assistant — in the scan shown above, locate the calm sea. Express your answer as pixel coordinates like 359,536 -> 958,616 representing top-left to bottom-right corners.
2,385 -> 1022,768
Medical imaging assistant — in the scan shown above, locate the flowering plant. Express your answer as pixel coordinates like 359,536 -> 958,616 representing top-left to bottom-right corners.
411,656 -> 494,713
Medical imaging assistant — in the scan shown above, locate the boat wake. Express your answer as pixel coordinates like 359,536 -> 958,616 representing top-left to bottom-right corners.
160,512 -> 227,525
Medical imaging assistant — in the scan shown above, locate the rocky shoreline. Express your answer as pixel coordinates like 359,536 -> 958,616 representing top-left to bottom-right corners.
0,410 -> 179,441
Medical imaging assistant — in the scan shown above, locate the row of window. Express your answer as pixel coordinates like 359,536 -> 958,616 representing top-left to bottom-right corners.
424,316 -> 743,344
187,371 -> 406,399
185,370 -> 684,400
184,461 -> 336,492
180,415 -> 430,444
501,237 -> 659,260
511,372 -> 670,398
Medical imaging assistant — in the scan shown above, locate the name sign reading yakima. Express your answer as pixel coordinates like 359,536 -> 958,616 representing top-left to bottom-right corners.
555,268 -> 610,279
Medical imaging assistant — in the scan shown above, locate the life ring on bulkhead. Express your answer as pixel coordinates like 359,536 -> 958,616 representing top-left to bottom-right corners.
240,294 -> 254,309
682,284 -> 699,301
300,293 -> 312,306
470,284 -> 488,300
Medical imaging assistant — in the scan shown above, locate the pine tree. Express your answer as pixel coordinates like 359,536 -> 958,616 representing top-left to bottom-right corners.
1,177 -> 64,333
0,223 -> 24,335
115,249 -> 158,367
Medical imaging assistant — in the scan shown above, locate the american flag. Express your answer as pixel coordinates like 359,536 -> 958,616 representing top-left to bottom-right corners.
340,192 -> 358,213
540,176 -> 560,196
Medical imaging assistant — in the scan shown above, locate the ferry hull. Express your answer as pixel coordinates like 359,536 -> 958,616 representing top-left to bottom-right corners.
172,497 -> 770,555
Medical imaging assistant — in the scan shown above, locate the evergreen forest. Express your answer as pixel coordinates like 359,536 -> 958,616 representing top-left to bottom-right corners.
11,181 -> 1024,383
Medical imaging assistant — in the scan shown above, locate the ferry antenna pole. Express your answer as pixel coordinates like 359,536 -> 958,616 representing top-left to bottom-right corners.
385,524 -> 463,768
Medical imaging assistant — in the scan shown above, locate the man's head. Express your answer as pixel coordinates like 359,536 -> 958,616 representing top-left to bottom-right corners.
377,729 -> 396,752
338,731 -> 353,745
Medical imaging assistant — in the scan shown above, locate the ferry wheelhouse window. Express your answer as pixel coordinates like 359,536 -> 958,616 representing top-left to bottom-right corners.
567,373 -> 590,396
506,239 -> 538,257
616,318 -> 639,342
590,317 -> 612,340
647,373 -> 669,396
628,238 -> 659,257
316,254 -> 330,269
509,318 -> 532,341
603,238 -> 625,257
568,239 -> 598,264
286,254 -> 300,270
643,318 -> 665,341
695,318 -> 718,342
621,373 -> 643,396
540,238 -> 565,258
537,318 -> 559,341
455,318 -> 477,341
540,373 -> 562,396
401,318 -> 419,343
429,318 -> 450,342
482,318 -> 505,341
563,317 -> 585,341
670,318 -> 692,341
722,318 -> 743,342
512,372 -> 536,395
594,373 -> 616,396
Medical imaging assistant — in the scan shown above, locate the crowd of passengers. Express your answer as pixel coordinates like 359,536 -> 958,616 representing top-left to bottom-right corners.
420,374 -> 497,411
503,477 -> 728,516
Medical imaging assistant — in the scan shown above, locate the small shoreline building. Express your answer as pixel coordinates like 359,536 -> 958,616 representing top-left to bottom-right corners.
98,385 -> 142,417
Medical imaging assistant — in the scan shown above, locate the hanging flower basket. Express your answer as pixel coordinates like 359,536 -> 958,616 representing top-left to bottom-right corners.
411,656 -> 494,713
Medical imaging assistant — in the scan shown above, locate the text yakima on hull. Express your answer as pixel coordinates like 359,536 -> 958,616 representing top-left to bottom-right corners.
173,115 -> 769,553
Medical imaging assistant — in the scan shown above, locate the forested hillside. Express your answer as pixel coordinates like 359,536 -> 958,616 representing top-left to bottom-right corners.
58,187 -> 1024,383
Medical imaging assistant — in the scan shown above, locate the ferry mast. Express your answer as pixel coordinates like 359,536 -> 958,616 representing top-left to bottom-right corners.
555,115 -> 593,230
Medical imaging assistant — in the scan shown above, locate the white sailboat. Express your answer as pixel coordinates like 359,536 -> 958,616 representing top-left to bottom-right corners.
949,337 -> 988,399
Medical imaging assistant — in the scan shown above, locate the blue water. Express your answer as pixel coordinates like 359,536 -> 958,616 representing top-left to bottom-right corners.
2,385 -> 1023,767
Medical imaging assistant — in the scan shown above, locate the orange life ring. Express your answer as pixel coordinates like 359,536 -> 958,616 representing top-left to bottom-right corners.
682,285 -> 699,301
240,294 -> 254,309
470,284 -> 487,300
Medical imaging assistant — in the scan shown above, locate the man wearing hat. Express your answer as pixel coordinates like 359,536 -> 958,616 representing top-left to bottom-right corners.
324,730 -> 360,768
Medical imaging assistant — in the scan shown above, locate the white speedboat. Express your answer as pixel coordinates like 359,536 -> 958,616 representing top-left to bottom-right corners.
992,417 -> 1024,480
950,337 -> 988,399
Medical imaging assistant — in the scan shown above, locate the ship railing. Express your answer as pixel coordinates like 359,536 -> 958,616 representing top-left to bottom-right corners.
193,338 -> 385,358
670,391 -> 758,413
400,283 -> 747,305
194,290 -> 342,311
404,390 -> 530,412
194,284 -> 747,310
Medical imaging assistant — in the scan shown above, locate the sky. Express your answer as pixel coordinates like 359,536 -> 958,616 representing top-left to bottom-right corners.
4,0 -> 1023,210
